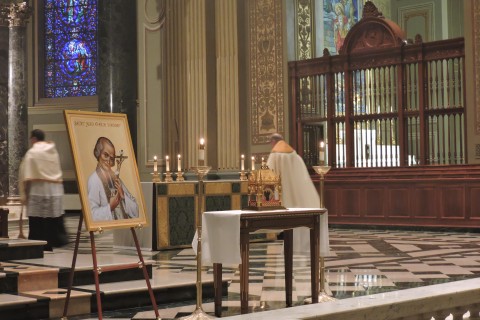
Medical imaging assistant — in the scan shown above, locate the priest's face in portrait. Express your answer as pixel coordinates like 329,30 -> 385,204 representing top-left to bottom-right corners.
99,141 -> 115,170
95,137 -> 116,171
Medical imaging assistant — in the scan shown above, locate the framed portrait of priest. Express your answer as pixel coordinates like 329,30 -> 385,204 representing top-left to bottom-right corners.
64,110 -> 148,231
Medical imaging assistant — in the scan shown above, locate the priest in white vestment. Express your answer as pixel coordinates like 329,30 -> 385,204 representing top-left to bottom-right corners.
19,129 -> 68,250
267,133 -> 329,255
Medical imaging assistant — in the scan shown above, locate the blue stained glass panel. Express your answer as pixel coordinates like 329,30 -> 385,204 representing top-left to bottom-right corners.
44,0 -> 97,98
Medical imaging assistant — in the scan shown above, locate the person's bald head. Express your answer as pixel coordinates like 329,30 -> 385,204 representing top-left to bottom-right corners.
270,133 -> 283,142
270,133 -> 284,146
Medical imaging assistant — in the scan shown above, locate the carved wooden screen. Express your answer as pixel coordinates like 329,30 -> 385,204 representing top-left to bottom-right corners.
289,2 -> 465,168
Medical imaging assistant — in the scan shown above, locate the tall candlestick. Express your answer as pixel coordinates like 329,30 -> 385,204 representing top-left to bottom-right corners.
166,155 -> 170,172
241,154 -> 245,171
199,138 -> 205,165
153,155 -> 158,172
177,154 -> 182,171
319,141 -> 325,165
251,156 -> 255,170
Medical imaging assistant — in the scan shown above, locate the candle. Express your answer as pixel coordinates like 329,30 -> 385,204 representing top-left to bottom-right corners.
165,155 -> 170,172
319,141 -> 325,164
199,138 -> 205,164
177,154 -> 182,171
241,154 -> 245,171
251,156 -> 255,170
153,155 -> 158,172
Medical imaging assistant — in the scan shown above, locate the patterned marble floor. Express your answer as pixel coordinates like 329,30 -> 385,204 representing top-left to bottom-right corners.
8,214 -> 480,319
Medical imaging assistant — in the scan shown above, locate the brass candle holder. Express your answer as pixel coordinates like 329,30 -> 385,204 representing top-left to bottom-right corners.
164,171 -> 173,182
304,165 -> 335,304
239,170 -> 247,180
177,171 -> 185,181
152,171 -> 161,183
180,165 -> 215,320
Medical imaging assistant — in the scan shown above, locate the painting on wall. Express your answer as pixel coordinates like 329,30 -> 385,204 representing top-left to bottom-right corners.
323,0 -> 363,55
64,110 -> 148,231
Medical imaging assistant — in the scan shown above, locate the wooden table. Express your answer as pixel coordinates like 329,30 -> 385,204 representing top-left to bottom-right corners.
212,208 -> 326,315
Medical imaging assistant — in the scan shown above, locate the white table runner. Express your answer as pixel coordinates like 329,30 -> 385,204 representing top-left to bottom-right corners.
192,208 -> 330,265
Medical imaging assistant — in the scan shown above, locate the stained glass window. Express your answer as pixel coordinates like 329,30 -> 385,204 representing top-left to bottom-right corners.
44,0 -> 97,98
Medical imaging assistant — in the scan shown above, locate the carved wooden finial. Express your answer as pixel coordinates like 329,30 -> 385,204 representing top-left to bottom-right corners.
414,34 -> 423,44
363,1 -> 384,19
323,48 -> 331,57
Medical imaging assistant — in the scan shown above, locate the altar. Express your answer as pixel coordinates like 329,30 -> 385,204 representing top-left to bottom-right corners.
113,180 -> 251,250
195,208 -> 329,315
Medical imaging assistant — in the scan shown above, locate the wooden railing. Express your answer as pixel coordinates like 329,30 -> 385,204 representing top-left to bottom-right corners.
288,2 -> 465,169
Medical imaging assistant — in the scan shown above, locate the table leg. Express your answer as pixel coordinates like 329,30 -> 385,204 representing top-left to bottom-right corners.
284,229 -> 293,307
310,221 -> 320,303
214,263 -> 223,317
240,230 -> 250,314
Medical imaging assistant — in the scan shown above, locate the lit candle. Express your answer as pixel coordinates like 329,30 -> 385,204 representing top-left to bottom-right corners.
251,156 -> 255,170
165,155 -> 170,172
153,155 -> 158,172
199,138 -> 205,164
177,154 -> 182,171
319,141 -> 325,165
241,154 -> 245,171
261,157 -> 265,165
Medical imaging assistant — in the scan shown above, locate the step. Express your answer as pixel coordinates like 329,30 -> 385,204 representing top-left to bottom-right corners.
0,238 -> 45,261
0,262 -> 58,293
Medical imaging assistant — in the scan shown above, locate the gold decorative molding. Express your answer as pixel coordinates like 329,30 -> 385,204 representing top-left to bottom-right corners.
295,0 -> 314,60
249,0 -> 285,144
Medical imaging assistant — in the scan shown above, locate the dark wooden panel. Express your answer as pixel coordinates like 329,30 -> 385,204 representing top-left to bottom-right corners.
337,188 -> 362,217
411,186 -> 437,218
388,188 -> 410,217
365,188 -> 385,217
468,187 -> 480,219
441,186 -> 465,218
315,165 -> 480,228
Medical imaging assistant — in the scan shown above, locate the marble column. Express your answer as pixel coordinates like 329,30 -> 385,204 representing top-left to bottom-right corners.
0,4 -> 9,203
7,2 -> 30,205
97,0 -> 138,153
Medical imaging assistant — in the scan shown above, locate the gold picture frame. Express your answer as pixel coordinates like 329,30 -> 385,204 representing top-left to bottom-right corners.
64,110 -> 148,231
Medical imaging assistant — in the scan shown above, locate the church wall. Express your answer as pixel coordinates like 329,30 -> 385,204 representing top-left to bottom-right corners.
136,0 -> 165,182
391,0 -> 443,42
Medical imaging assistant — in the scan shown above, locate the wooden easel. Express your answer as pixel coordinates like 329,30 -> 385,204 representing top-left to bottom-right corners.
61,215 -> 160,320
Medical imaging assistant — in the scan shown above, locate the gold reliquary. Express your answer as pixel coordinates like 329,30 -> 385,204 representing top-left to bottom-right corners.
246,160 -> 285,210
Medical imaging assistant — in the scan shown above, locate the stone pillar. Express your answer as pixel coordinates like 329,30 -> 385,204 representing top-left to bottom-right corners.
0,4 -> 9,204
97,0 -> 138,153
7,2 -> 30,206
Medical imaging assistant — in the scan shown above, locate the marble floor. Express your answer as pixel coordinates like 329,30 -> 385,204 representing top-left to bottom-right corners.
6,214 -> 480,320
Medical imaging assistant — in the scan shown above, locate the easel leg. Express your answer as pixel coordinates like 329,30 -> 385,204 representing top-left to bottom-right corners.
131,227 -> 160,318
90,231 -> 103,320
62,215 -> 84,319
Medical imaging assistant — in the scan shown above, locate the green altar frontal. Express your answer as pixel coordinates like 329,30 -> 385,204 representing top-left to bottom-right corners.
154,180 -> 251,250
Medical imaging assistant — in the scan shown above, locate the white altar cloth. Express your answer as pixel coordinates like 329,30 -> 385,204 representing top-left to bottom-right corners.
192,208 -> 330,265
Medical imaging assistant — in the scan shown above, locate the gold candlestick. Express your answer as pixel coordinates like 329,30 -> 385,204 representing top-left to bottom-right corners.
152,172 -> 161,183
177,171 -> 185,181
180,165 -> 214,320
304,165 -> 335,304
240,170 -> 247,180
164,171 -> 173,182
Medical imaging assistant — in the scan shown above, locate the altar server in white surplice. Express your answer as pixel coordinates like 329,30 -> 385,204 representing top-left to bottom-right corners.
267,133 -> 329,255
